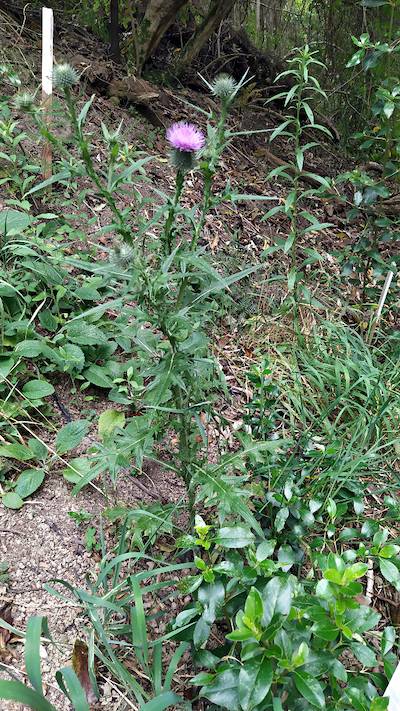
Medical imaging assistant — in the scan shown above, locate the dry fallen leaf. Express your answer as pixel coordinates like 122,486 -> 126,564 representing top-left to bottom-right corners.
72,639 -> 97,705
0,603 -> 13,650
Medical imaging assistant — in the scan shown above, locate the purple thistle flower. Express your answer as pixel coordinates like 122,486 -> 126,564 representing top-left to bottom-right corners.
166,122 -> 205,153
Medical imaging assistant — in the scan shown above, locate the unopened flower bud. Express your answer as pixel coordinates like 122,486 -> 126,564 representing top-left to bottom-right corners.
211,74 -> 237,102
53,63 -> 78,90
110,243 -> 135,269
14,92 -> 35,112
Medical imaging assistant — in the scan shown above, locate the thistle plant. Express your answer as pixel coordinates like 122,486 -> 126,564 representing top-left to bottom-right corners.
22,65 -> 264,523
263,46 -> 333,302
136,72 -> 256,521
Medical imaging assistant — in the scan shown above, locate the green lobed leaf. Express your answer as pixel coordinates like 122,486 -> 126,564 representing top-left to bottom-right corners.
66,321 -> 108,346
0,209 -> 31,233
55,420 -> 90,455
0,443 -> 34,461
14,469 -> 45,499
15,340 -> 44,357
22,380 -> 55,400
2,492 -> 24,509
98,409 -> 125,439
84,365 -> 114,388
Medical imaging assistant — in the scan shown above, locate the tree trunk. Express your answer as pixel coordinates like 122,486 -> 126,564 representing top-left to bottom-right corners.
109,0 -> 120,62
176,0 -> 236,73
135,0 -> 189,76
255,0 -> 261,44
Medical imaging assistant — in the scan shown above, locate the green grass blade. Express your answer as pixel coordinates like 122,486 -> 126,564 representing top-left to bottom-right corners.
0,680 -> 57,711
56,667 -> 90,711
140,691 -> 183,711
163,642 -> 189,691
130,576 -> 149,672
25,616 -> 45,694
152,642 -> 163,696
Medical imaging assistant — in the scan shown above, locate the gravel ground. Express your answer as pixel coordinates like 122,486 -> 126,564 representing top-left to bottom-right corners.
0,459 -> 186,710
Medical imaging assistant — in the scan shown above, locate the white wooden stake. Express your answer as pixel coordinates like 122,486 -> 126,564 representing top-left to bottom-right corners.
41,7 -> 54,181
367,270 -> 394,344
384,660 -> 400,710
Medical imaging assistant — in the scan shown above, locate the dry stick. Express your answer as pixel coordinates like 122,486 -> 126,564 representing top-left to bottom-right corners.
41,7 -> 53,182
367,270 -> 394,344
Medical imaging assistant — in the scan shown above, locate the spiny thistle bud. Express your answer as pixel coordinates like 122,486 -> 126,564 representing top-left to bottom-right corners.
169,148 -> 197,172
13,92 -> 35,112
210,74 -> 237,102
53,63 -> 78,90
110,243 -> 135,269
166,122 -> 205,172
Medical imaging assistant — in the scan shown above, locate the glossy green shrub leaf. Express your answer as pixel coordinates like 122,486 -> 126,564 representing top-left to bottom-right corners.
381,626 -> 395,656
215,527 -> 255,549
256,540 -> 276,561
379,559 -> 400,587
261,577 -> 292,626
200,668 -> 240,710
238,658 -> 273,710
351,642 -> 377,667
244,587 -> 263,621
370,697 -> 389,710
294,670 -> 325,708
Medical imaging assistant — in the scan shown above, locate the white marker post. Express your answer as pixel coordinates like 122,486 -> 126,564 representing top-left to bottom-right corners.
384,661 -> 400,710
41,7 -> 54,182
367,270 -> 394,344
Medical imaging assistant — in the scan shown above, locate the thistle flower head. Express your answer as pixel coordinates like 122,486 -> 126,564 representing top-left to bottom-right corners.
53,63 -> 78,90
110,242 -> 135,269
166,122 -> 205,172
210,74 -> 237,102
166,122 -> 205,153
13,92 -> 35,112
